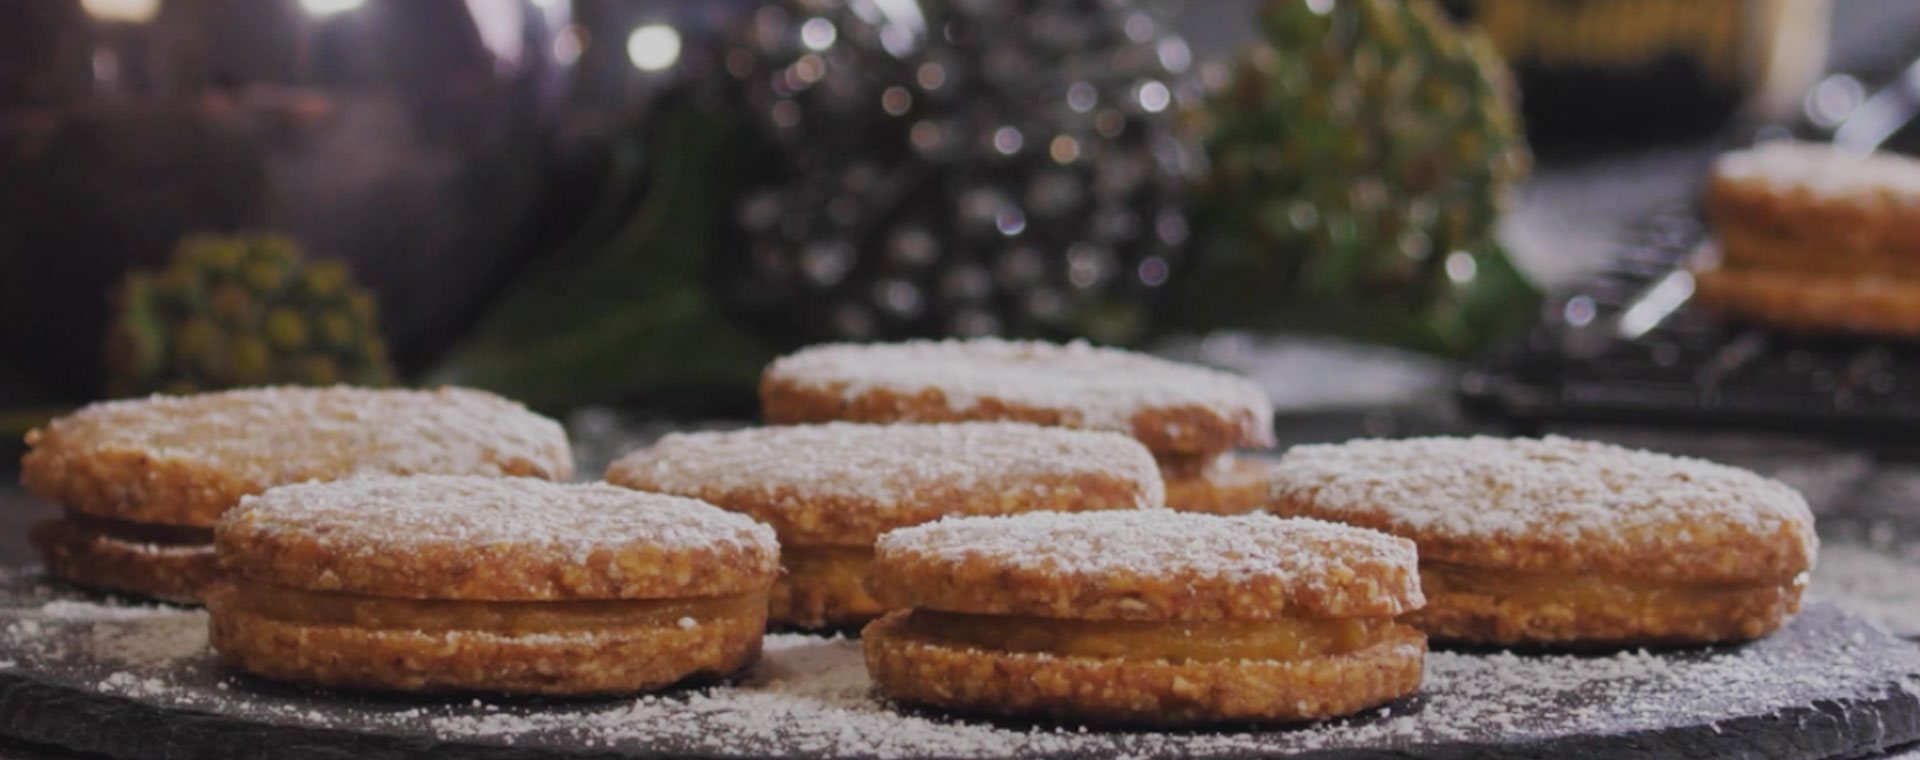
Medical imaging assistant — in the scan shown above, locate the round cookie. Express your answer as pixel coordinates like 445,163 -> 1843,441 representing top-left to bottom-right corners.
19,386 -> 573,602
207,476 -> 777,695
760,339 -> 1274,460
863,511 -> 1426,725
1162,455 -> 1270,515
1268,436 -> 1817,647
606,422 -> 1162,628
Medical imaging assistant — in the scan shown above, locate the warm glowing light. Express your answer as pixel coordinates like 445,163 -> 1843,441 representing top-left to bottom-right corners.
626,24 -> 682,71
80,0 -> 159,23
300,0 -> 367,17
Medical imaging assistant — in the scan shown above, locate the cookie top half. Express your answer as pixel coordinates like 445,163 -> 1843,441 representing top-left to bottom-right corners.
760,339 -> 1274,458
22,386 -> 573,526
216,475 -> 778,601
869,511 -> 1422,621
1712,140 -> 1920,209
606,422 -> 1162,545
1268,436 -> 1817,585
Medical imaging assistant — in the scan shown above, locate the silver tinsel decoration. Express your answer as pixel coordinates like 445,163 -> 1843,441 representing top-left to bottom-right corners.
719,0 -> 1200,344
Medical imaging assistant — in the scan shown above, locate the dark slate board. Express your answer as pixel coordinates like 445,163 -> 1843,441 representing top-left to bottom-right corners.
0,568 -> 1917,760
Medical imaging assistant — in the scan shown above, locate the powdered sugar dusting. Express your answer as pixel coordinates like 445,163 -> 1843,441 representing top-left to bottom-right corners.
34,385 -> 574,485
610,422 -> 1162,512
878,511 -> 1417,595
222,475 -> 776,566
1270,436 -> 1816,548
1715,140 -> 1920,201
1810,544 -> 1920,637
766,339 -> 1274,444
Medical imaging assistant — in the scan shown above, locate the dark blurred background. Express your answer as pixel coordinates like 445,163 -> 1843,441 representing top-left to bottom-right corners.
5,0 -> 1917,427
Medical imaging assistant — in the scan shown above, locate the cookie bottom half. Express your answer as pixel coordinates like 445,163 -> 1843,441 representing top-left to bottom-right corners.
31,516 -> 217,604
862,610 -> 1425,725
1693,265 -> 1920,336
206,583 -> 768,695
770,545 -> 885,629
1408,561 -> 1804,647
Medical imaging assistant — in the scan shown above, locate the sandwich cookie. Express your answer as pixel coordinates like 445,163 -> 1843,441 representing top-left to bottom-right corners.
1697,140 -> 1920,335
207,476 -> 778,695
760,338 -> 1274,513
606,422 -> 1162,628
863,511 -> 1426,725
1269,435 -> 1818,646
20,386 -> 572,603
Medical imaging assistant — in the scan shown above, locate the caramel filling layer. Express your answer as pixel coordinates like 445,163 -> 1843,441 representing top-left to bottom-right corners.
1419,561 -> 1789,607
902,609 -> 1399,662
65,512 -> 215,547
228,580 -> 761,634
782,545 -> 874,584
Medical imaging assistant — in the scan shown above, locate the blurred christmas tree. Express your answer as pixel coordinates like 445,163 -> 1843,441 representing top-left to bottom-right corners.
1169,0 -> 1538,355
429,0 -> 1201,412
713,0 -> 1200,348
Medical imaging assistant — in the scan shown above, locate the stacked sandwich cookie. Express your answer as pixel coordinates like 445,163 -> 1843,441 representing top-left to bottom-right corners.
607,422 -> 1162,629
19,386 -> 572,603
1269,436 -> 1817,646
1695,140 -> 1920,335
207,476 -> 778,695
761,339 -> 1275,514
862,510 -> 1427,725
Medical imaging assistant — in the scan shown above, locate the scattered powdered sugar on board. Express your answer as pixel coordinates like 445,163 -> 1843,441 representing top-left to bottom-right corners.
1810,545 -> 1920,638
2,571 -> 1917,758
766,339 -> 1274,442
609,422 -> 1162,511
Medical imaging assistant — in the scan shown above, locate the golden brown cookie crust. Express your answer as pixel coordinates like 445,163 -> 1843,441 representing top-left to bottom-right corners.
1164,456 -> 1269,515
759,339 -> 1274,458
206,585 -> 766,695
30,518 -> 216,604
1408,563 -> 1803,646
1268,436 -> 1817,587
768,547 -> 886,629
606,423 -> 1162,546
217,476 -> 779,601
869,512 -> 1422,621
21,386 -> 574,527
862,611 -> 1424,725
1692,265 -> 1920,336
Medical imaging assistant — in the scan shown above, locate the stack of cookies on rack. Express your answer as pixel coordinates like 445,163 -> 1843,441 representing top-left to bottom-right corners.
1695,140 -> 1920,335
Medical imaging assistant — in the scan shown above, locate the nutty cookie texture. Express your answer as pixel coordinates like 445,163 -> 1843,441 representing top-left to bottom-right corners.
208,476 -> 777,695
1269,435 -> 1817,646
862,510 -> 1426,725
607,422 -> 1161,628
